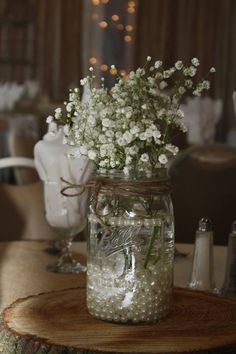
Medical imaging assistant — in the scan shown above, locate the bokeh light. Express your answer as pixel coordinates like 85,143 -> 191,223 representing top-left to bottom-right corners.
99,21 -> 108,28
111,14 -> 119,22
124,35 -> 132,43
101,64 -> 108,71
89,57 -> 97,65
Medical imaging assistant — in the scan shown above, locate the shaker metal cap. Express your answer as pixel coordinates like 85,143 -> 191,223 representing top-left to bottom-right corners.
198,217 -> 213,232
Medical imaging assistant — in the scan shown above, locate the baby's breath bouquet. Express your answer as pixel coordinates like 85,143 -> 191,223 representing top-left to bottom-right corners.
49,58 -> 214,324
48,57 -> 214,176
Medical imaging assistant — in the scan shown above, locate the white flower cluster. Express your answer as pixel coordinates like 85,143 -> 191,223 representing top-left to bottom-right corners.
48,58 -> 214,175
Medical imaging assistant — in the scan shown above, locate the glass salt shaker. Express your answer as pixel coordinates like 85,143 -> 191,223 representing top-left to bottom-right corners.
221,220 -> 236,298
188,217 -> 218,293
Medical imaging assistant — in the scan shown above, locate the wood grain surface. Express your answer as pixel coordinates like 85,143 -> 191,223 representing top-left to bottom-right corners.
1,287 -> 236,354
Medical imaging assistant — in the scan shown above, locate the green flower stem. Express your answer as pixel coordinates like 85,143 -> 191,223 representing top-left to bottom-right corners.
153,253 -> 161,265
123,246 -> 132,272
144,225 -> 160,268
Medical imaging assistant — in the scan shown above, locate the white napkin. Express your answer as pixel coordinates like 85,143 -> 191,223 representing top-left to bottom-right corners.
34,128 -> 95,232
181,97 -> 222,144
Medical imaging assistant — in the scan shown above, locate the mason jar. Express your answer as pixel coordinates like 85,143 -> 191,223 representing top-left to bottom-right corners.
86,168 -> 174,323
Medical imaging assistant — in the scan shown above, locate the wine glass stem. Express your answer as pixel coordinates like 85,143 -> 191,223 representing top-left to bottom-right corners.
58,237 -> 73,265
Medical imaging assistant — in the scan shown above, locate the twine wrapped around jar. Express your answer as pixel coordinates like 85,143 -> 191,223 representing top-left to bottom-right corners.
60,175 -> 172,232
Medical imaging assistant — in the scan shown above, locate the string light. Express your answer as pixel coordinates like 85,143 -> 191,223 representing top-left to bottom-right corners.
124,35 -> 132,43
128,1 -> 136,7
89,0 -> 136,78
89,57 -> 97,65
125,25 -> 133,32
127,0 -> 136,13
99,21 -> 108,28
101,64 -> 108,71
92,0 -> 100,5
110,68 -> 118,75
111,14 -> 119,21
127,7 -> 135,14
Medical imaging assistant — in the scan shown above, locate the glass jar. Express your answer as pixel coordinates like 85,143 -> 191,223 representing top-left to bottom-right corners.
86,168 -> 174,324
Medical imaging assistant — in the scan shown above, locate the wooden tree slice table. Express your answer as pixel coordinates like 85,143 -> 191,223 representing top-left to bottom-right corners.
1,287 -> 236,354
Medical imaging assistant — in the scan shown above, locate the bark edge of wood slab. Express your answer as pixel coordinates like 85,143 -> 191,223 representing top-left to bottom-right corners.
1,287 -> 236,354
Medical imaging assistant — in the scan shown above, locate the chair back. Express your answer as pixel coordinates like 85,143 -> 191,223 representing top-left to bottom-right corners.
8,115 -> 39,184
0,157 -> 57,241
169,144 -> 236,245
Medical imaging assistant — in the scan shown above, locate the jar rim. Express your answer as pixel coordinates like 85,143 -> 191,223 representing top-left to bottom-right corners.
95,168 -> 170,181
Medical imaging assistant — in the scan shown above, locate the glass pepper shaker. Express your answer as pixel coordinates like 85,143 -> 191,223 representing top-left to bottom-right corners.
221,220 -> 236,298
188,217 -> 218,293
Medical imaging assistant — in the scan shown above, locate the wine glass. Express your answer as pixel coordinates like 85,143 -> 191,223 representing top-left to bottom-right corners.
44,180 -> 87,273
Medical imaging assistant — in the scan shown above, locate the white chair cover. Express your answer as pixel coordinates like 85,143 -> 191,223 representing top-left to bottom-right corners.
181,97 -> 222,144
233,92 -> 236,115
